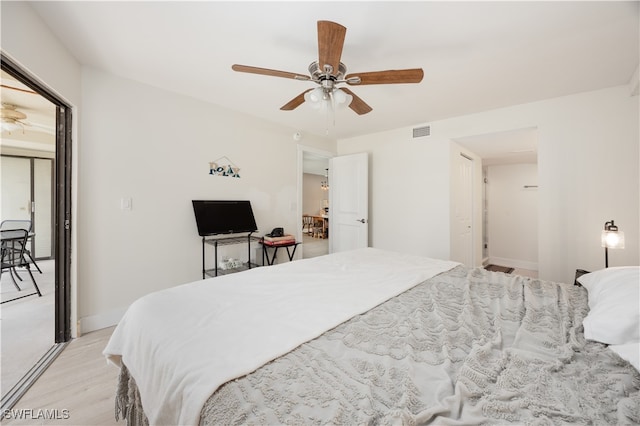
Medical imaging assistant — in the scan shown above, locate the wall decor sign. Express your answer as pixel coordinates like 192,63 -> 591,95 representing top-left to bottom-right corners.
209,156 -> 241,178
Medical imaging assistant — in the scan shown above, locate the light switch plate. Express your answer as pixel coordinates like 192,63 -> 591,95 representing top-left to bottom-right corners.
121,198 -> 132,210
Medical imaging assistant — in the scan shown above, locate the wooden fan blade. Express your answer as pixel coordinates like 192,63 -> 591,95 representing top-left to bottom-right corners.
317,21 -> 347,75
232,64 -> 310,81
346,68 -> 424,85
341,88 -> 373,115
280,89 -> 313,111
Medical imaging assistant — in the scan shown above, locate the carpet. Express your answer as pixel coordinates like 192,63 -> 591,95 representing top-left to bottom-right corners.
485,264 -> 514,274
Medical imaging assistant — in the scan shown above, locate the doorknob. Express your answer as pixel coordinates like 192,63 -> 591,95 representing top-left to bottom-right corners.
357,219 -> 366,223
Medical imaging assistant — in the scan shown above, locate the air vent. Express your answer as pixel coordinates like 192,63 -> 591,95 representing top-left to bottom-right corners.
413,125 -> 430,138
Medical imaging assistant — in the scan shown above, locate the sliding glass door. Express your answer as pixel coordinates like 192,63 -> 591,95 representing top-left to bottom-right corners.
1,155 -> 54,259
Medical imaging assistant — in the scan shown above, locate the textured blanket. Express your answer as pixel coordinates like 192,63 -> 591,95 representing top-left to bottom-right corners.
106,248 -> 458,425
116,266 -> 640,425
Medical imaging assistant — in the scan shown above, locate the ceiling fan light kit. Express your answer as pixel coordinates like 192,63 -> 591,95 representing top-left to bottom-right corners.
1,103 -> 27,134
304,87 -> 352,111
232,20 -> 424,119
1,120 -> 24,134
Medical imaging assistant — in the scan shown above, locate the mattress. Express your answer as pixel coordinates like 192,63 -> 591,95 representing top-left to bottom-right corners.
108,250 -> 640,425
104,248 -> 459,425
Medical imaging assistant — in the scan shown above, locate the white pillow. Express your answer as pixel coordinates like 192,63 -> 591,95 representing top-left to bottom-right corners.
577,266 -> 640,346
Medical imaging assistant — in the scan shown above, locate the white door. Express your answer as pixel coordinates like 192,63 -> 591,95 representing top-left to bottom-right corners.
329,152 -> 368,253
451,153 -> 474,265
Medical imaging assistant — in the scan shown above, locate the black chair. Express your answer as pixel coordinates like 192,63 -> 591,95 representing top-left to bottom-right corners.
0,219 -> 42,274
1,229 -> 42,302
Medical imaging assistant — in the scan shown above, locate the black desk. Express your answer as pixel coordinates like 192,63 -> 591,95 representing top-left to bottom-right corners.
259,240 -> 301,266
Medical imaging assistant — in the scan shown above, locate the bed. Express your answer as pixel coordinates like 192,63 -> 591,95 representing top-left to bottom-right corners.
103,248 -> 640,425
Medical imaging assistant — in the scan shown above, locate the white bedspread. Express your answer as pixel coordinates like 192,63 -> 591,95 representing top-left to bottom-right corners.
103,248 -> 458,426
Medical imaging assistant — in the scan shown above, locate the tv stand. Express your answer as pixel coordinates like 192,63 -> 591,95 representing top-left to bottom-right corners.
201,233 -> 261,278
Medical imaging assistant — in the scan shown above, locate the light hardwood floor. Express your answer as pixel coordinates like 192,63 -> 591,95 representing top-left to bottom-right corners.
3,327 -> 119,425
512,268 -> 538,278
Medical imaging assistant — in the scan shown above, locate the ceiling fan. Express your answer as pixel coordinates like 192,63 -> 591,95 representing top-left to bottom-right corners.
1,103 -> 29,133
1,103 -> 54,135
232,20 -> 424,115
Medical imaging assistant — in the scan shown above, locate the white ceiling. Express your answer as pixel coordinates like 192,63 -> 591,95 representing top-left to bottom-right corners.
1,70 -> 57,151
20,1 -> 640,152
303,152 -> 330,176
454,126 -> 538,166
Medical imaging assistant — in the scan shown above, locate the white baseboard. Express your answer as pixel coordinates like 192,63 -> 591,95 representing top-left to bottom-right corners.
78,306 -> 128,335
488,256 -> 538,271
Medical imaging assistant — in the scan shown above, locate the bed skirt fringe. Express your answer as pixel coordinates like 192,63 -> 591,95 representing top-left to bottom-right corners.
115,364 -> 149,426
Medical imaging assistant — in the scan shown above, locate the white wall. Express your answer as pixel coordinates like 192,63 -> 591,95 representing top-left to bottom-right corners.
339,85 -> 639,284
486,163 -> 538,270
5,2 -> 637,330
337,128 -> 454,261
77,68 -> 334,331
1,3 -> 81,106
3,3 -> 336,334
2,1 -> 82,335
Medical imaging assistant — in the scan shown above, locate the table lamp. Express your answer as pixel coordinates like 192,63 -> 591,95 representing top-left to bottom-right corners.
601,220 -> 625,268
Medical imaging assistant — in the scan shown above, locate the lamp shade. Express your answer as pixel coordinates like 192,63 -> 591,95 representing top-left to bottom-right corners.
602,229 -> 625,249
304,87 -> 325,104
332,88 -> 352,106
304,87 -> 352,113
1,120 -> 23,133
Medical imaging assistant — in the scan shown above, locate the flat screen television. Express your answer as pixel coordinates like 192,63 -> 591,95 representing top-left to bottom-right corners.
192,200 -> 258,236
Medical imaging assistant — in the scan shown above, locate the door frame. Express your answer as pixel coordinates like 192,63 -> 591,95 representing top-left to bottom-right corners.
1,53 -> 72,343
296,144 -> 334,258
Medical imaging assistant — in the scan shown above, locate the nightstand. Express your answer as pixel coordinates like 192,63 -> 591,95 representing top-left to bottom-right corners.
574,269 -> 590,286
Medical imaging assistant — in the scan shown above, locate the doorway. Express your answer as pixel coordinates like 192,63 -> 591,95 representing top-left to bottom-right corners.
1,54 -> 73,413
454,127 -> 539,276
298,146 -> 332,259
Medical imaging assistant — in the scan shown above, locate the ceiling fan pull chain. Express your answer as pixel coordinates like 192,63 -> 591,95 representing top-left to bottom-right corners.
325,97 -> 331,135
330,91 -> 335,127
